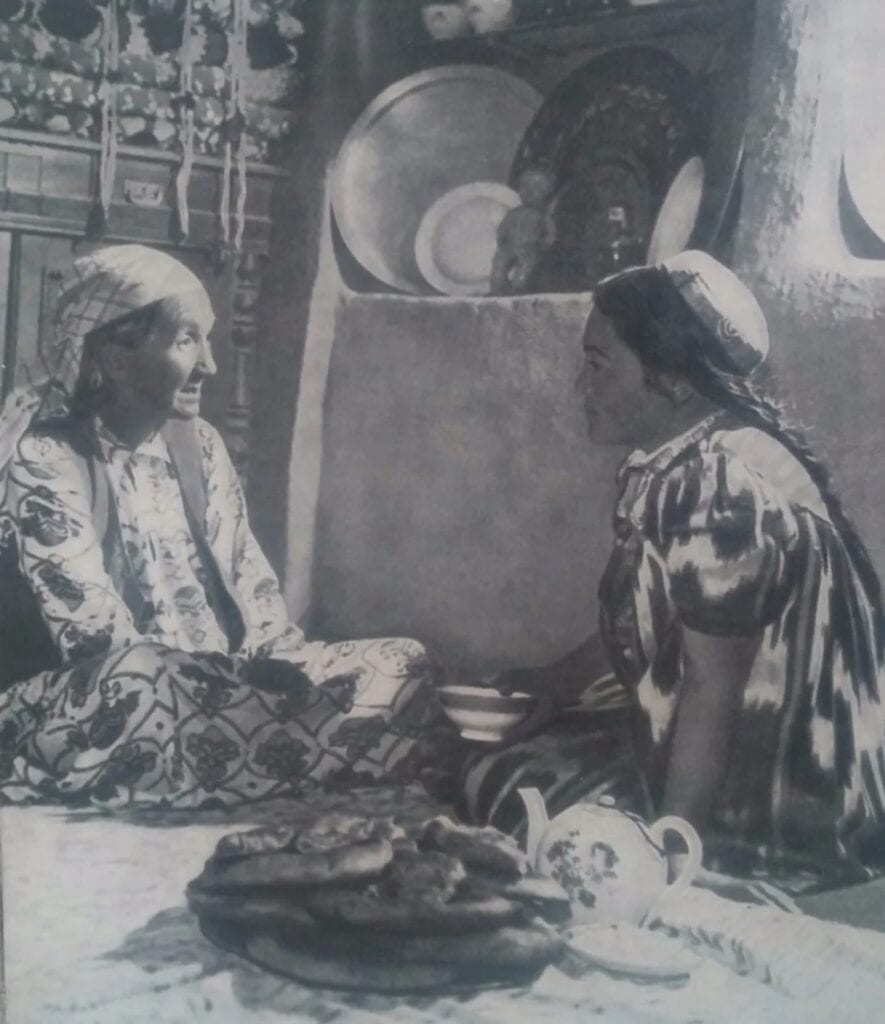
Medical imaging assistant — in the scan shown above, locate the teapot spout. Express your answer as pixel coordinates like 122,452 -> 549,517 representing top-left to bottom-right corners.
517,787 -> 549,865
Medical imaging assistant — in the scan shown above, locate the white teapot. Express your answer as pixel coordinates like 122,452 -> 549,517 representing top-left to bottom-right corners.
518,789 -> 702,926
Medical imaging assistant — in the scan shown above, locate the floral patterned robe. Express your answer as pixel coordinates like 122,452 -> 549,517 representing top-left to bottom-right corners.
0,416 -> 447,809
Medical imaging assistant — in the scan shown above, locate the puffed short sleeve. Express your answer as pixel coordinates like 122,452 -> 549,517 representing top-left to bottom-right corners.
644,445 -> 801,635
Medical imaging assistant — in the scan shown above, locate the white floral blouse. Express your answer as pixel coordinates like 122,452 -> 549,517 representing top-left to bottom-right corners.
4,416 -> 322,671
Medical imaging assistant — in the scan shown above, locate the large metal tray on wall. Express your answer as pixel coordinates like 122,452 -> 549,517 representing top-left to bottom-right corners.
331,65 -> 543,295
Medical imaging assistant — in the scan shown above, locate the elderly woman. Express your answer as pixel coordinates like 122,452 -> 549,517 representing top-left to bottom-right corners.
0,245 -> 447,809
474,251 -> 885,889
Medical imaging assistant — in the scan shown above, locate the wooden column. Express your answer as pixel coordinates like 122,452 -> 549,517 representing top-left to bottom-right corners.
225,251 -> 265,479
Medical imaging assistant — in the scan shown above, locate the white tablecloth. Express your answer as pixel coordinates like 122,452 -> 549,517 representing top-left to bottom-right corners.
2,803 -> 883,1023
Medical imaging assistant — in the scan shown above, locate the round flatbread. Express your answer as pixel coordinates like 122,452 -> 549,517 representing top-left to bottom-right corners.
303,888 -> 522,934
244,933 -> 464,994
456,872 -> 573,924
420,816 -> 528,878
194,838 -> 394,893
188,889 -> 318,932
238,928 -> 557,993
502,876 -> 573,923
295,813 -> 405,854
404,922 -> 563,969
213,825 -> 297,861
379,848 -> 466,901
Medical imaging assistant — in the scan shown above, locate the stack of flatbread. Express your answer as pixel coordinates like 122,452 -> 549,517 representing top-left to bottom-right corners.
187,813 -> 569,993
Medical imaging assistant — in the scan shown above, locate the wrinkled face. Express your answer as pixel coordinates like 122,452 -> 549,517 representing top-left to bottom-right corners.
576,306 -> 670,447
107,289 -> 217,422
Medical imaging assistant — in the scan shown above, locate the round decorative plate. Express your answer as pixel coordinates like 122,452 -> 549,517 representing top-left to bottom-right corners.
565,922 -> 701,981
510,46 -> 704,291
332,66 -> 542,294
646,156 -> 706,263
415,182 -> 521,296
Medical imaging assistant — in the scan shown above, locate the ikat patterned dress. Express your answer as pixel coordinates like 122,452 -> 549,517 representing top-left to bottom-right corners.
600,415 -> 885,879
462,416 -> 885,886
0,417 -> 447,809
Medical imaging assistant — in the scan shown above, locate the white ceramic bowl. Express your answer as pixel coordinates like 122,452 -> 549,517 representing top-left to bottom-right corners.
438,685 -> 535,742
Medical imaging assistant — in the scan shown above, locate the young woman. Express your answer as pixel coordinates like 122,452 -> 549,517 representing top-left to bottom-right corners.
0,245 -> 449,809
482,251 -> 885,888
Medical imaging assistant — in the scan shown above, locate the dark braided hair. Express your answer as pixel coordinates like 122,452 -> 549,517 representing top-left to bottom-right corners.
595,266 -> 885,627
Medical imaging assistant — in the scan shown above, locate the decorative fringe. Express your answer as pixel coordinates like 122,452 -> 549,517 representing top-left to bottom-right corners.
175,0 -> 196,239
97,0 -> 120,230
221,0 -> 249,254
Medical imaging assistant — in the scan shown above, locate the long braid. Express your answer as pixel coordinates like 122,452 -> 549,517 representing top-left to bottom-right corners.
695,366 -> 885,628
595,266 -> 885,628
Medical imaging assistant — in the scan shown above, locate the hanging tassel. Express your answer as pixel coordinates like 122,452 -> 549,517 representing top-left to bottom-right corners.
175,0 -> 196,239
98,0 -> 120,231
234,124 -> 247,253
220,134 -> 232,247
221,0 -> 249,254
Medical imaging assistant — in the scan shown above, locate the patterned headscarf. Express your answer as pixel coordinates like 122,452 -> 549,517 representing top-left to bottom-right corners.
0,244 -> 210,478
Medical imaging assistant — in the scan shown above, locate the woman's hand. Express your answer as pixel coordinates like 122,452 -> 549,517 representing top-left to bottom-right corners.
485,667 -> 561,744
497,683 -> 559,744
493,666 -> 547,697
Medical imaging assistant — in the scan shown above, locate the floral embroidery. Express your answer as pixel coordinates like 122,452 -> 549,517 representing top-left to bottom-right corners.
185,725 -> 240,791
253,729 -> 311,782
87,691 -> 139,750
327,715 -> 390,761
37,563 -> 85,611
0,418 -> 444,808
65,625 -> 113,662
92,743 -> 159,801
19,493 -> 75,547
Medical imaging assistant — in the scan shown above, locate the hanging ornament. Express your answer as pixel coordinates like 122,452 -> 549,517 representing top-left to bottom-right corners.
221,0 -> 248,254
97,0 -> 120,230
174,0 -> 196,238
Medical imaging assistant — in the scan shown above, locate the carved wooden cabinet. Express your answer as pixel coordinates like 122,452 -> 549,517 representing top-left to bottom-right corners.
0,127 -> 286,475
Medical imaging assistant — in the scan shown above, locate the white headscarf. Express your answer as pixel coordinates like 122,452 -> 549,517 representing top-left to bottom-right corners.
0,244 -> 210,478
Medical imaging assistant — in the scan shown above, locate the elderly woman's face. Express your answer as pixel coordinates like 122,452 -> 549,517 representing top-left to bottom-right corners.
109,289 -> 216,421
577,306 -> 672,447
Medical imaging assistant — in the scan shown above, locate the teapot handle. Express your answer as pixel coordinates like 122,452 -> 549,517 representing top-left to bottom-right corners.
647,815 -> 703,897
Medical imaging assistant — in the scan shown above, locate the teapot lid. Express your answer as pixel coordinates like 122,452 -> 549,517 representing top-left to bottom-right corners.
595,796 -> 663,853
592,794 -> 624,816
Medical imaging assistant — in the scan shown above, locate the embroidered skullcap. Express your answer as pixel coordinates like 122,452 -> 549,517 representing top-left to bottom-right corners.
660,250 -> 769,375
595,250 -> 769,377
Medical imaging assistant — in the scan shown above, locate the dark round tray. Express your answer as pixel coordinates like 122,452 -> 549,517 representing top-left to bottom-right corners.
510,45 -> 707,290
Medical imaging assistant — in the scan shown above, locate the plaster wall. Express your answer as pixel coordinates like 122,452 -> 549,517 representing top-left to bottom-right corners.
278,0 -> 885,675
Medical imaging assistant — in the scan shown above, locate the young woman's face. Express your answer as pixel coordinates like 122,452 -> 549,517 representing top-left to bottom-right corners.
109,290 -> 217,422
576,306 -> 672,447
